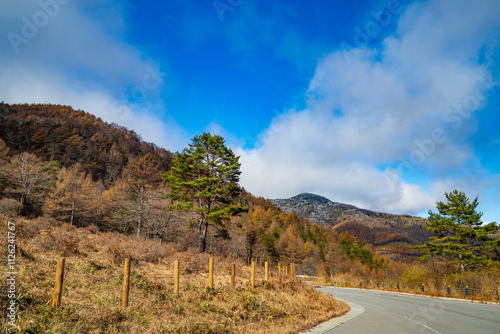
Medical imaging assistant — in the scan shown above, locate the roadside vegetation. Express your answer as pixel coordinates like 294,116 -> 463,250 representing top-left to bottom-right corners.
0,215 -> 349,333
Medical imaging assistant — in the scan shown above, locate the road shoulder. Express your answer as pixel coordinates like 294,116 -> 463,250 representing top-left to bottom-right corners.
298,300 -> 364,334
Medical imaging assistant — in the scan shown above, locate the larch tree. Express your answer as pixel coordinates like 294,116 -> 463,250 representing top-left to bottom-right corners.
100,180 -> 131,232
5,152 -> 53,217
163,133 -> 248,253
0,138 -> 10,161
416,190 -> 499,270
143,191 -> 177,245
44,163 -> 95,225
118,153 -> 162,235
0,138 -> 11,193
277,224 -> 306,264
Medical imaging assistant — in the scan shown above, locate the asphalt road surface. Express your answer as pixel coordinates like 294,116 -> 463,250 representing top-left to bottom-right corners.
316,287 -> 500,334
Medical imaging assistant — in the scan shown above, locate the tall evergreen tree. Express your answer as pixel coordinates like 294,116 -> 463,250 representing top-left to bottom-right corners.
163,133 -> 247,253
416,190 -> 499,270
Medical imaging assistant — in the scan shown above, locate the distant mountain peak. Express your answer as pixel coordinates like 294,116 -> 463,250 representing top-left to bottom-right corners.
272,193 -> 358,212
290,193 -> 332,205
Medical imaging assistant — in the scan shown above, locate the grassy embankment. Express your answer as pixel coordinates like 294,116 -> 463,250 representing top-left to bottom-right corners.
1,215 -> 349,333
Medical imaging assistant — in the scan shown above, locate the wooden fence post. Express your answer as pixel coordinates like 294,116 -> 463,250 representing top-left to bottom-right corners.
174,260 -> 179,295
265,261 -> 268,282
251,260 -> 256,289
122,257 -> 131,308
208,257 -> 214,289
278,263 -> 281,279
51,258 -> 65,309
231,264 -> 236,289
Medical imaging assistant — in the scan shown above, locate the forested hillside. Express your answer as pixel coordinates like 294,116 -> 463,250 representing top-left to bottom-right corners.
0,103 -> 173,182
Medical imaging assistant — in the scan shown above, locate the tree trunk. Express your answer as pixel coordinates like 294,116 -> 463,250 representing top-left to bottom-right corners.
198,219 -> 208,253
137,186 -> 144,235
70,198 -> 75,226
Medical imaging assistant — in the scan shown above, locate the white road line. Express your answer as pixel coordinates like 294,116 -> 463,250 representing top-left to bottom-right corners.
362,301 -> 443,334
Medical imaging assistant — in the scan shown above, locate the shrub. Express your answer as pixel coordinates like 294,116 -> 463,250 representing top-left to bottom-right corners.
400,267 -> 429,286
0,198 -> 22,214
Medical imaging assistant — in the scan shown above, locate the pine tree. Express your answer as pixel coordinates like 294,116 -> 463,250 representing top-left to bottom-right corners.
416,190 -> 499,270
163,133 -> 247,253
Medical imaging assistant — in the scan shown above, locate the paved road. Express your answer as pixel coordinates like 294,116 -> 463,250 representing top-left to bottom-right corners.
316,287 -> 500,334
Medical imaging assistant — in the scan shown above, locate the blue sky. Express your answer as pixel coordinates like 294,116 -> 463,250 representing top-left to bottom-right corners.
1,0 -> 500,222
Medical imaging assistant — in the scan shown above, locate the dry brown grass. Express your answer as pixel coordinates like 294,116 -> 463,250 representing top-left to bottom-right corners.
1,215 -> 349,333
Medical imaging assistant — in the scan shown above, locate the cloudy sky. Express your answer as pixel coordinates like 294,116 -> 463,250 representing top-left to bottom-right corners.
1,0 -> 499,222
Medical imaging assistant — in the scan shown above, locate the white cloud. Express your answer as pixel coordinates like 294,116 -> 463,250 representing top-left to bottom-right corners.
238,0 -> 500,214
0,0 -> 187,151
205,121 -> 246,149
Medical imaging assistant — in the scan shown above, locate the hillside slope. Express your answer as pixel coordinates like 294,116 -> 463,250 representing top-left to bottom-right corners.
0,103 -> 173,183
0,214 -> 349,333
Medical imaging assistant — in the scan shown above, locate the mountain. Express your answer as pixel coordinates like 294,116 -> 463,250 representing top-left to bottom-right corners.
271,193 -> 431,247
0,103 -> 173,183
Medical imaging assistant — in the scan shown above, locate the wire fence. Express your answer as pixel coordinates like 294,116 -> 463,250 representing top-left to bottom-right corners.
329,280 -> 500,301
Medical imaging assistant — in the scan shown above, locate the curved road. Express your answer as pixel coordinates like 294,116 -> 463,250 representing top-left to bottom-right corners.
315,287 -> 500,334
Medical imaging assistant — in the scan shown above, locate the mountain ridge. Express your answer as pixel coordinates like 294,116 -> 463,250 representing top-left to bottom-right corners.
271,192 -> 431,247
271,192 -> 417,224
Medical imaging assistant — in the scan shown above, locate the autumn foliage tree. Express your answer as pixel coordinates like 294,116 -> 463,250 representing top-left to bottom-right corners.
101,153 -> 163,234
4,152 -> 53,217
0,138 -> 11,193
122,153 -> 163,235
44,163 -> 97,226
277,224 -> 306,264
